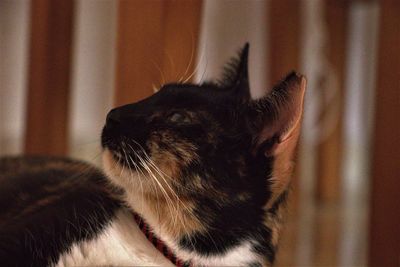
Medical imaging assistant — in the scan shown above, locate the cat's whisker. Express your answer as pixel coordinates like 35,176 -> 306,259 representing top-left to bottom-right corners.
138,156 -> 199,237
185,39 -> 208,84
126,154 -> 146,216
152,83 -> 159,93
125,141 -> 197,216
125,141 -> 191,211
139,161 -> 214,243
144,158 -> 181,200
142,164 -> 163,230
151,59 -> 166,86
199,55 -> 209,83
136,158 -> 162,230
125,141 -> 176,187
121,143 -> 133,180
122,141 -> 136,176
120,142 -> 150,217
165,51 -> 176,79
145,171 -> 179,228
183,57 -> 202,84
140,152 -> 198,213
202,225 -> 219,252
136,154 -> 179,228
146,160 -> 194,216
178,33 -> 195,83
128,150 -> 167,233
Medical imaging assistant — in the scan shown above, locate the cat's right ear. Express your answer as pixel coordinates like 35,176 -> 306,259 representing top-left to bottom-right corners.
248,72 -> 306,157
248,72 -> 306,208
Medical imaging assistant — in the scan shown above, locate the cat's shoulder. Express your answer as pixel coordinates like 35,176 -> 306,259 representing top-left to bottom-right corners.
0,156 -> 123,266
0,156 -> 122,216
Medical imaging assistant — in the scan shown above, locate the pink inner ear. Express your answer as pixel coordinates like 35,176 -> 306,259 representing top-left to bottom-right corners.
279,78 -> 306,143
258,75 -> 306,157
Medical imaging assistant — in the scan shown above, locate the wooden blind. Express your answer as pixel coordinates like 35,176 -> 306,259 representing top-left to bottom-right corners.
369,1 -> 400,266
315,0 -> 348,202
24,0 -> 74,155
268,2 -> 301,266
114,0 -> 203,106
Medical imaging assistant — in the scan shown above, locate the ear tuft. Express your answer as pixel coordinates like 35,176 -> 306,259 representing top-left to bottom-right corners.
235,42 -> 249,85
218,43 -> 251,101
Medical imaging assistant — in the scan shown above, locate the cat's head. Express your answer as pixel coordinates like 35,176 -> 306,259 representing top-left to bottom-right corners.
101,43 -> 305,265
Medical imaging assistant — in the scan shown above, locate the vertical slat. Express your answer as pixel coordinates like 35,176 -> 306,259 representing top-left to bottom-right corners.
268,2 -> 301,266
160,1 -> 203,85
268,0 -> 301,205
307,2 -> 347,265
268,0 -> 301,195
114,0 -> 202,106
268,0 -> 300,84
307,3 -> 347,263
24,0 -> 74,155
114,1 -> 165,105
369,1 -> 400,266
315,0 -> 348,202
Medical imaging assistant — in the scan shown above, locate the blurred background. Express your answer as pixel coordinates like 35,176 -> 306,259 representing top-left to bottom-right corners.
0,0 -> 399,266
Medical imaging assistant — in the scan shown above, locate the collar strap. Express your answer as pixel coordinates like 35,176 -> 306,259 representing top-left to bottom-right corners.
133,213 -> 192,267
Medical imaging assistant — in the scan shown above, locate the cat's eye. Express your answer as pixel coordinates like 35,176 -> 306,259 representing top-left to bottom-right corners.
168,112 -> 191,124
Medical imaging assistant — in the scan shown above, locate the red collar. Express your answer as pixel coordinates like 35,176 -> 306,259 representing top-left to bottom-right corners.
133,213 -> 193,267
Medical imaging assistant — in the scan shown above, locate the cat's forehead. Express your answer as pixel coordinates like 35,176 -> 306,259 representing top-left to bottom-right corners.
149,83 -> 231,108
159,82 -> 226,97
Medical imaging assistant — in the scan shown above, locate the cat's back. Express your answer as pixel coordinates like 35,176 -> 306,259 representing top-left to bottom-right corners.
0,156 -> 122,266
0,156 -> 113,199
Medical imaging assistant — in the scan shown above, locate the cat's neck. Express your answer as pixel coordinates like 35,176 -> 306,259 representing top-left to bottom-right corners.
124,193 -> 268,267
56,209 -> 175,267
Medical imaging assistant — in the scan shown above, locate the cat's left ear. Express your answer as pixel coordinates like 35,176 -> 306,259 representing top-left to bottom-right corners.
221,43 -> 251,103
233,43 -> 251,101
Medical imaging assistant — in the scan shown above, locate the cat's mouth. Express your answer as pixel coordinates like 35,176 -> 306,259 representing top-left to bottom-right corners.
102,144 -> 178,196
102,148 -> 151,191
102,141 -> 148,174
104,143 -> 136,166
101,121 -> 150,170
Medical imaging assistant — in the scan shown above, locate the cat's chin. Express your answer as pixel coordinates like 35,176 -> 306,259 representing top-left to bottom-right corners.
102,149 -> 205,241
102,149 -> 171,195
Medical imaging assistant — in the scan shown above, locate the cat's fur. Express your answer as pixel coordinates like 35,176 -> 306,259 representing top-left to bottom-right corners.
0,44 -> 305,267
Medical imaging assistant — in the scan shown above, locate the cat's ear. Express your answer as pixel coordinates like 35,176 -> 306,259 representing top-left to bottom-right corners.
250,72 -> 306,209
233,43 -> 250,101
220,43 -> 251,102
249,71 -> 306,157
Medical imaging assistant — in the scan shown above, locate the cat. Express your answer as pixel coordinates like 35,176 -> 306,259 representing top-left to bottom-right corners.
0,43 -> 305,267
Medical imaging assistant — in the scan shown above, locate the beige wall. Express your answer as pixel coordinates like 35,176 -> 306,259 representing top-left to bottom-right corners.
195,0 -> 268,99
0,0 -> 30,155
68,0 -> 117,162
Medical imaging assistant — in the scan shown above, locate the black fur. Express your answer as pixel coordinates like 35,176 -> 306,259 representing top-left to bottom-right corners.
0,157 -> 122,267
0,44 -> 302,267
101,43 -> 302,264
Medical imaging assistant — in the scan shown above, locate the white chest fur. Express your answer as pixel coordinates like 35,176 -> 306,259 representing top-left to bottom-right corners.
55,208 -> 264,267
177,240 -> 263,266
55,210 -> 174,267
